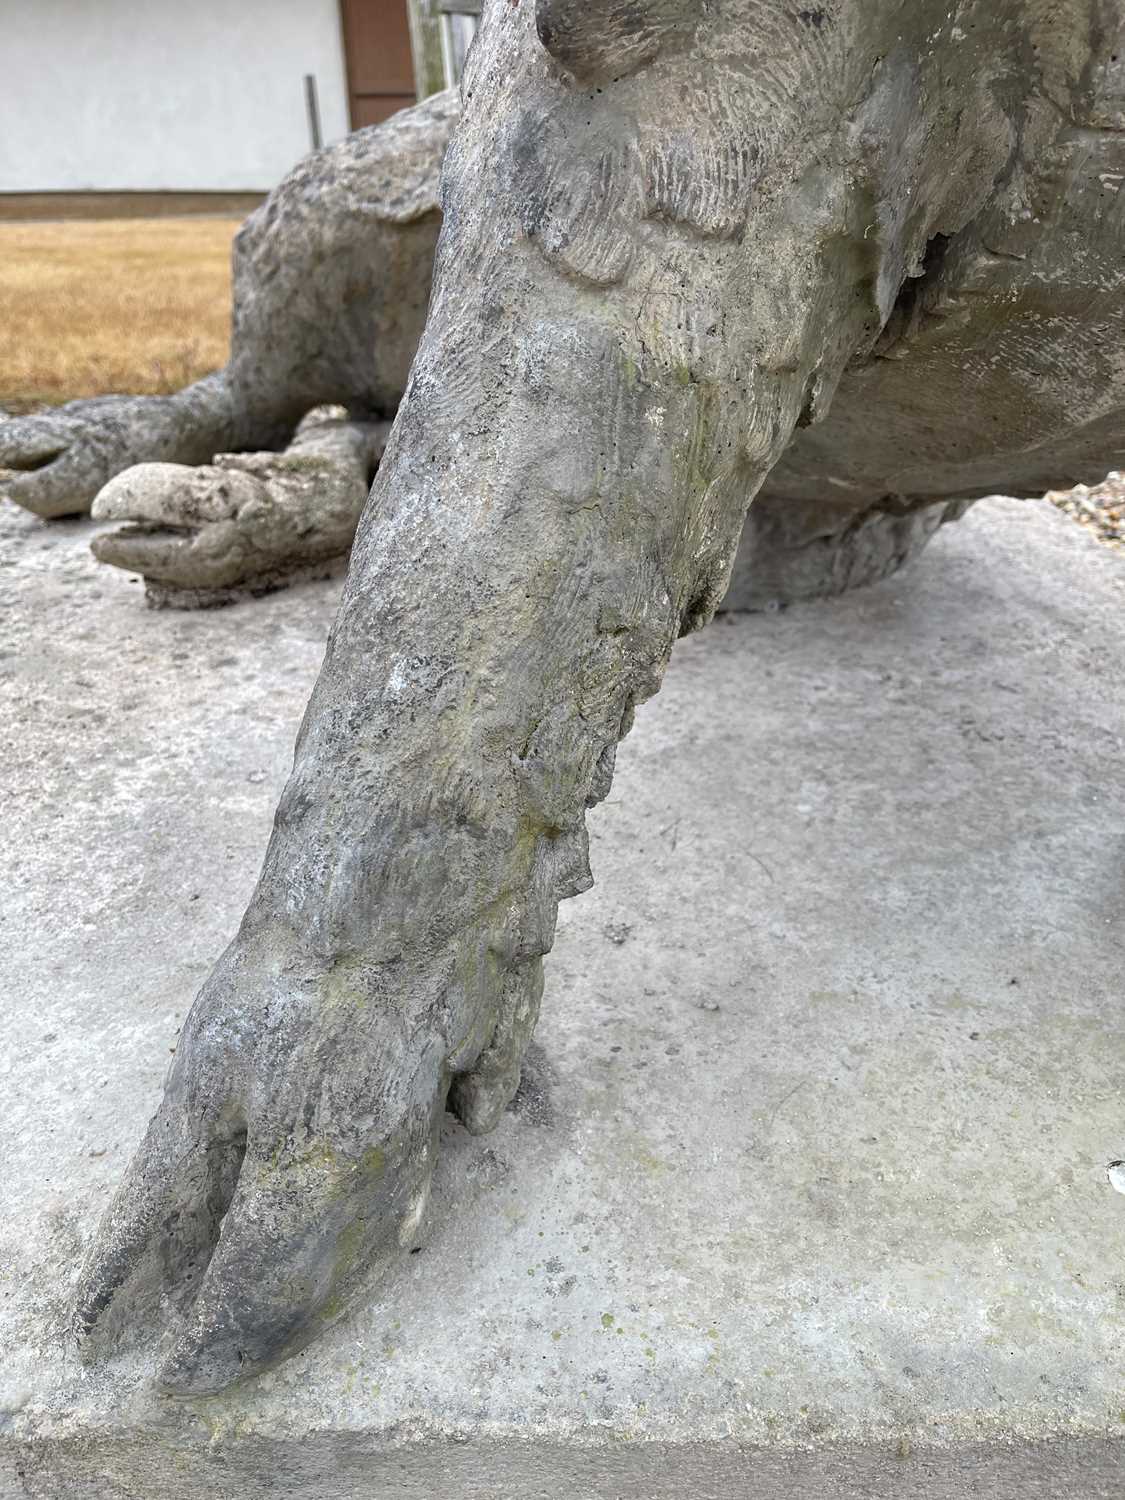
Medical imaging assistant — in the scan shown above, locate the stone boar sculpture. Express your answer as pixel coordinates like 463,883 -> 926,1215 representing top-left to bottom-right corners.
5,9 -> 1121,609
5,0 -> 1119,1395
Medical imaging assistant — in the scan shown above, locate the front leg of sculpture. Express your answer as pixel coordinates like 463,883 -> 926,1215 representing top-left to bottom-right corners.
0,376 -> 254,520
75,0 -> 1042,1393
75,322 -> 754,1397
89,413 -> 390,607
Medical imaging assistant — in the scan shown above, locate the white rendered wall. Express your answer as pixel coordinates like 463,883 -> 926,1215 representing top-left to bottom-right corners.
0,0 -> 352,192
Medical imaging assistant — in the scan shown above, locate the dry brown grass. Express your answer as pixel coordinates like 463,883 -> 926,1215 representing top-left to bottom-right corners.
0,218 -> 238,409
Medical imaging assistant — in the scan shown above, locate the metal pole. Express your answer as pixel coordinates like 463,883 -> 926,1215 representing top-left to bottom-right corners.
304,73 -> 323,152
439,12 -> 458,90
406,0 -> 447,99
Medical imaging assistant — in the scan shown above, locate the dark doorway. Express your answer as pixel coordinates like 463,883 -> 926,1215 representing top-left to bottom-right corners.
339,0 -> 416,128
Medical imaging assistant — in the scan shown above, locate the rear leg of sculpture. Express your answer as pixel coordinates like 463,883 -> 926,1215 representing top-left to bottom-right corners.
91,411 -> 390,606
0,375 -> 268,520
722,490 -> 973,611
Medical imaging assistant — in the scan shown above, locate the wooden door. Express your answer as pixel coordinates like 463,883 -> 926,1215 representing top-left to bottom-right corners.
339,0 -> 416,128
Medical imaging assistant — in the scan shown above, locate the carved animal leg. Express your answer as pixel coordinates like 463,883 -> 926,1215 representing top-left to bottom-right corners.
90,412 -> 390,607
0,375 -> 253,520
723,491 -> 973,611
73,322 -> 752,1394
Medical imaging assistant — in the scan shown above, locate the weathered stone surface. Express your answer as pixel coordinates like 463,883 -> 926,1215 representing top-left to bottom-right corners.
90,412 -> 389,607
58,0 -> 1125,1396
6,3 -> 1122,607
721,494 -> 973,611
2,497 -> 1123,1495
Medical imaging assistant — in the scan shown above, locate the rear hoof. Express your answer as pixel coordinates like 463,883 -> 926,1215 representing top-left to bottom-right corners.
91,417 -> 390,604
722,493 -> 973,610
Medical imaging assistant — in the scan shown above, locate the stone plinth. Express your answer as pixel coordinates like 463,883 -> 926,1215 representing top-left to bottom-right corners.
1,499 -> 1123,1497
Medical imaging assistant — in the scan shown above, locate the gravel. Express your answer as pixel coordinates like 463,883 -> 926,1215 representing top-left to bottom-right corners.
1044,471 -> 1124,553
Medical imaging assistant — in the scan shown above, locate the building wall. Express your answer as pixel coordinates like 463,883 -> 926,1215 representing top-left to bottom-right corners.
0,0 -> 353,193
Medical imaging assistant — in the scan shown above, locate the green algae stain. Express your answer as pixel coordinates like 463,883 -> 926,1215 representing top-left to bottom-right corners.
316,1216 -> 369,1325
320,1294 -> 344,1322
336,1217 -> 365,1271
601,1312 -> 615,1330
318,953 -> 370,1011
258,1136 -> 341,1191
360,1144 -> 386,1178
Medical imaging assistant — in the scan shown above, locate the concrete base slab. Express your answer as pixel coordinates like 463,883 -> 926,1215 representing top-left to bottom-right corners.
1,498 -> 1123,1497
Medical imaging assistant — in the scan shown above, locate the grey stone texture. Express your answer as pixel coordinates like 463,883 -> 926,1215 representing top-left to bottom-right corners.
2,497 -> 1124,1496
2,0 -> 1124,1402
2,2 -> 1121,606
61,0 -> 1125,1396
90,410 -> 390,607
